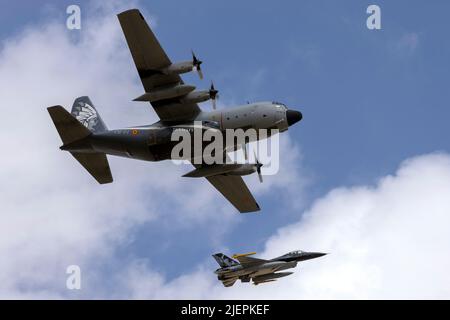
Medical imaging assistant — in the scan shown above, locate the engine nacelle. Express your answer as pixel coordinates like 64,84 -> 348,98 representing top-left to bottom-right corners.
163,61 -> 195,75
181,90 -> 211,104
183,163 -> 257,178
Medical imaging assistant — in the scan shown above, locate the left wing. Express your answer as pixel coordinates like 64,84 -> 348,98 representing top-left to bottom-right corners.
118,9 -> 201,121
205,175 -> 260,213
234,255 -> 268,267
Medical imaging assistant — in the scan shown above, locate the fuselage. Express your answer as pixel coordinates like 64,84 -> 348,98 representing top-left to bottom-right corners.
66,101 -> 302,163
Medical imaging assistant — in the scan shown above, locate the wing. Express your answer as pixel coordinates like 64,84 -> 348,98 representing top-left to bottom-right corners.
234,256 -> 268,267
189,151 -> 260,213
118,9 -> 201,121
205,175 -> 260,213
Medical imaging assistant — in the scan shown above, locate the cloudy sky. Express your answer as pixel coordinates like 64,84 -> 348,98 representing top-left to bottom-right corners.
0,0 -> 449,299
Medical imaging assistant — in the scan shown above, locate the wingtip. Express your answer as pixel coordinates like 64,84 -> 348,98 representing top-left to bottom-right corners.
47,105 -> 63,111
239,203 -> 261,214
117,8 -> 140,17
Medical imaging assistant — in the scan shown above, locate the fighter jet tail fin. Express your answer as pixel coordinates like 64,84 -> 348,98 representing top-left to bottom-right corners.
71,96 -> 108,133
212,253 -> 239,268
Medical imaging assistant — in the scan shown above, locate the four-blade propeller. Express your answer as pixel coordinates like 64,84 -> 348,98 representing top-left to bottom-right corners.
209,82 -> 219,110
253,150 -> 264,183
191,51 -> 220,110
191,50 -> 203,80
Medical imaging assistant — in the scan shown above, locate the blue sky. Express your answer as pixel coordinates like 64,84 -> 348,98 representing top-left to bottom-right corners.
1,1 -> 450,298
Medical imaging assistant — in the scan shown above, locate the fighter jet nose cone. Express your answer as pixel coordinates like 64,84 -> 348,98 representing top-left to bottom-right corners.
286,110 -> 302,126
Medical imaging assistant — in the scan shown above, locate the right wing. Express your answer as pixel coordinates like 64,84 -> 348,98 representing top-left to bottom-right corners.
118,9 -> 201,121
205,175 -> 260,213
234,255 -> 268,267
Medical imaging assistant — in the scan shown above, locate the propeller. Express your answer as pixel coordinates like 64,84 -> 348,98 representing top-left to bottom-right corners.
191,50 -> 203,80
253,150 -> 263,183
209,82 -> 219,109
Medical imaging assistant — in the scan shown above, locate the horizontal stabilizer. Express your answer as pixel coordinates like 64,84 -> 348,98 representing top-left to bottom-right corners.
222,278 -> 238,287
47,106 -> 91,145
70,152 -> 113,184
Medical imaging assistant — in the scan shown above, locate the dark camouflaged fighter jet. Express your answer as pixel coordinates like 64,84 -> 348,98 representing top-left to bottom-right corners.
213,251 -> 327,287
47,9 -> 302,213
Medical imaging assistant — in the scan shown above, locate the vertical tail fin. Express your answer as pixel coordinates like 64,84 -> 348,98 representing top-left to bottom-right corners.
71,96 -> 107,133
212,253 -> 239,267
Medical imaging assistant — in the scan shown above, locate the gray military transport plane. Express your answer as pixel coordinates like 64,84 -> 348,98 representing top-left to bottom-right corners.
213,251 -> 326,287
47,9 -> 302,213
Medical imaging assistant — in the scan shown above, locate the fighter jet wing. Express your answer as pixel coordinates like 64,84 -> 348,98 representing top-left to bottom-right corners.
118,9 -> 201,121
234,256 -> 268,267
205,175 -> 260,213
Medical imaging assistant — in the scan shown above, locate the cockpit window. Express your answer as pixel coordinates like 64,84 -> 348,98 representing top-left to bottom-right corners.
272,101 -> 287,108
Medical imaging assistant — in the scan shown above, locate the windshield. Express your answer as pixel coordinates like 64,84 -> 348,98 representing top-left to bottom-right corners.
272,101 -> 287,108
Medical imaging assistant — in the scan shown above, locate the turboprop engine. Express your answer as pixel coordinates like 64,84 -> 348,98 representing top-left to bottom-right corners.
182,151 -> 264,182
160,51 -> 204,79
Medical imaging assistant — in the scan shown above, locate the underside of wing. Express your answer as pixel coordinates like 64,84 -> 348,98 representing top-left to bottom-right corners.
118,9 -> 201,121
205,175 -> 260,213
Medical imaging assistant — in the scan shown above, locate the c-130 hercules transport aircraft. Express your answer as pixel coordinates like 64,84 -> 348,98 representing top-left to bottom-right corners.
47,9 -> 303,213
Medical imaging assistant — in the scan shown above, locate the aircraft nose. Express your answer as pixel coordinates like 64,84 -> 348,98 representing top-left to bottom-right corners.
307,252 -> 327,260
286,110 -> 302,126
300,252 -> 327,261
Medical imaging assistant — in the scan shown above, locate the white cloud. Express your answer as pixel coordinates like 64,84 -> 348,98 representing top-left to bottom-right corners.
118,153 -> 450,299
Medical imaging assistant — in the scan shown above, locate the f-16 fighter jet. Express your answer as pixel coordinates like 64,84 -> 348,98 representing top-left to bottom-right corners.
47,9 -> 302,213
213,251 -> 326,287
